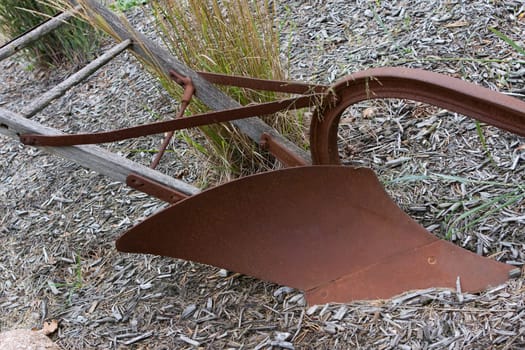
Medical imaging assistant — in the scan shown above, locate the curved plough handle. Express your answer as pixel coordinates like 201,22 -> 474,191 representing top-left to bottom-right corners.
311,67 -> 525,164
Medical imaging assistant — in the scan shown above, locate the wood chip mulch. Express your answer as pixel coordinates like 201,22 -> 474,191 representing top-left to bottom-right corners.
1,1 -> 524,349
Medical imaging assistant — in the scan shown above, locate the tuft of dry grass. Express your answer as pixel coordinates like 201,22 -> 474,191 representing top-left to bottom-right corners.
49,0 -> 307,184
150,0 -> 307,183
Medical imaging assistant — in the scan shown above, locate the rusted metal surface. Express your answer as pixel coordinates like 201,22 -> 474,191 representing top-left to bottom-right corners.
16,65 -> 525,304
306,239 -> 517,304
19,92 -> 322,147
150,70 -> 195,169
259,133 -> 308,167
310,67 -> 525,164
117,166 -> 515,305
126,174 -> 188,203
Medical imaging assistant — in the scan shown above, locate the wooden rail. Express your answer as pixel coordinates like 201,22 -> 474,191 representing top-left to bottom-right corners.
22,39 -> 132,118
81,0 -> 310,163
0,0 -> 311,199
0,6 -> 81,61
0,107 -> 200,196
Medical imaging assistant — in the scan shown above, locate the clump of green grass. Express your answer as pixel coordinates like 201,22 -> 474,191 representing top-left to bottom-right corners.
150,0 -> 306,183
472,27 -> 525,164
48,253 -> 83,305
387,173 -> 525,240
0,0 -> 100,67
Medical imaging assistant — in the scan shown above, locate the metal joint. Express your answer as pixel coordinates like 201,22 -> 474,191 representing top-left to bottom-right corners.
126,174 -> 188,204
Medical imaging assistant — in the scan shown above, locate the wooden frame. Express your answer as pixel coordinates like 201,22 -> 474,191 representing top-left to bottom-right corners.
0,0 -> 310,199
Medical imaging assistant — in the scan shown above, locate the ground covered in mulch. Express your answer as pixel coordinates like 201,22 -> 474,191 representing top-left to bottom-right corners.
1,1 -> 525,349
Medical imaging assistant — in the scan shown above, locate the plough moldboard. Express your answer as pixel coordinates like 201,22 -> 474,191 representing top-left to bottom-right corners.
1,0 -> 525,306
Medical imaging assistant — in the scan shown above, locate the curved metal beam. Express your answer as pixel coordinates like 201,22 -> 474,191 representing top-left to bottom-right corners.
311,67 -> 525,164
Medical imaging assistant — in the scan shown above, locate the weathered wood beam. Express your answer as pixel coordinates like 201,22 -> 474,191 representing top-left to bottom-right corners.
0,107 -> 200,196
81,0 -> 311,163
0,6 -> 81,62
22,39 -> 132,118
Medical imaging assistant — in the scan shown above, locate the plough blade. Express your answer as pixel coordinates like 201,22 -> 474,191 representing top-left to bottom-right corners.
116,166 -> 515,305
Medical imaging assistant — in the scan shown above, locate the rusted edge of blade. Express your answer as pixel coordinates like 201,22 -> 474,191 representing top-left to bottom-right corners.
306,239 -> 516,305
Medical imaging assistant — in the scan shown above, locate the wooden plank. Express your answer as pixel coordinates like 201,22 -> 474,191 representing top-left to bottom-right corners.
22,39 -> 132,118
0,6 -> 81,62
80,0 -> 311,163
0,107 -> 200,196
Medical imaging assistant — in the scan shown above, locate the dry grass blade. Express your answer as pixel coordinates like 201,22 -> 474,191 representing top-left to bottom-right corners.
150,0 -> 307,183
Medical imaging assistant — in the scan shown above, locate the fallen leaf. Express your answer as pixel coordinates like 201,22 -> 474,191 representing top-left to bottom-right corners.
40,319 -> 58,336
340,116 -> 354,124
362,107 -> 377,119
444,20 -> 469,28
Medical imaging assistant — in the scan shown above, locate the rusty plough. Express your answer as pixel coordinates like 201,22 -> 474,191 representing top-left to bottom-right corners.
1,1 -> 525,305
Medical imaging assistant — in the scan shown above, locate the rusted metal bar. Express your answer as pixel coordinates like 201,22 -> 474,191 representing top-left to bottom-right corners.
150,71 -> 195,169
0,107 -> 199,197
20,93 -> 322,146
22,66 -> 525,155
149,130 -> 175,169
259,133 -> 308,167
127,174 -> 188,203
